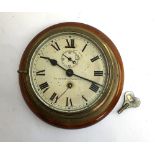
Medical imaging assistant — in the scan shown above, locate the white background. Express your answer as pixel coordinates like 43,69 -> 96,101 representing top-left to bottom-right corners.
0,0 -> 155,142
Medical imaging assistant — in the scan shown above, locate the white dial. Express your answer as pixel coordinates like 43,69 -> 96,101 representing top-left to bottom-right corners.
29,32 -> 108,112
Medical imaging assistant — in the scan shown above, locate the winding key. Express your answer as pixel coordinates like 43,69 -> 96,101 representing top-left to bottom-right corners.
118,91 -> 141,114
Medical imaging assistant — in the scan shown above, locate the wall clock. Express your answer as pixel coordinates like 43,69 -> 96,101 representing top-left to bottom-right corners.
18,22 -> 124,128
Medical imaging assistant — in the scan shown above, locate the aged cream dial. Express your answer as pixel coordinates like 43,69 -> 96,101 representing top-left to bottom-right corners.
29,33 -> 108,112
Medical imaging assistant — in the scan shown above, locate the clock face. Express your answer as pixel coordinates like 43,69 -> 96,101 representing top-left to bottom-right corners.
19,22 -> 124,128
29,32 -> 108,113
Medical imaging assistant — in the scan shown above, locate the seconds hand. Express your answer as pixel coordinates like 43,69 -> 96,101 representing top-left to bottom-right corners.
40,56 -> 103,87
62,54 -> 76,64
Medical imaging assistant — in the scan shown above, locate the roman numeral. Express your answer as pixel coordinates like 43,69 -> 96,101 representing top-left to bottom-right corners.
51,42 -> 60,51
82,44 -> 87,52
39,82 -> 49,93
50,92 -> 58,103
66,97 -> 73,107
90,55 -> 100,62
82,95 -> 88,102
65,39 -> 75,48
36,70 -> 45,76
89,83 -> 99,93
94,71 -> 103,76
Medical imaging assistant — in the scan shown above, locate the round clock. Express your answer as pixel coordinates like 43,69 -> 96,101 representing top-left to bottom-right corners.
18,22 -> 124,128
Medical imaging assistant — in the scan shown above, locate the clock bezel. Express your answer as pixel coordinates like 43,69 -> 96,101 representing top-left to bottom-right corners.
28,31 -> 110,113
18,22 -> 124,128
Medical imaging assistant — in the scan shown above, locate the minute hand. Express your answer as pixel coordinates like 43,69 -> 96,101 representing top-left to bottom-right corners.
72,72 -> 103,87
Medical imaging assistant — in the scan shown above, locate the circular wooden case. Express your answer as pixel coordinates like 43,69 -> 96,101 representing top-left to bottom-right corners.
18,22 -> 124,128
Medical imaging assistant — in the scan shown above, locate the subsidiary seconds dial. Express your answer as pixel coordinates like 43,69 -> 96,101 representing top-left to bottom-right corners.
29,33 -> 108,112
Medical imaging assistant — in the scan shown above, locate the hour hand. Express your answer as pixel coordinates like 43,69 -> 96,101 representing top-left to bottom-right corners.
40,56 -> 57,66
40,56 -> 66,71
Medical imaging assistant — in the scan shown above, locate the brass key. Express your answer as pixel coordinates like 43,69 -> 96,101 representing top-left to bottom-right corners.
118,91 -> 141,114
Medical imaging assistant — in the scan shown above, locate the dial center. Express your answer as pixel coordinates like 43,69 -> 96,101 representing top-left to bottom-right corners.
66,69 -> 74,77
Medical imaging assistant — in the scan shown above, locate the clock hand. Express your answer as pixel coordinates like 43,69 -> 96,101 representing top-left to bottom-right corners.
40,56 -> 66,71
58,82 -> 73,99
62,54 -> 70,60
62,54 -> 76,64
66,69 -> 103,87
75,74 -> 103,87
58,88 -> 69,99
40,56 -> 102,87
